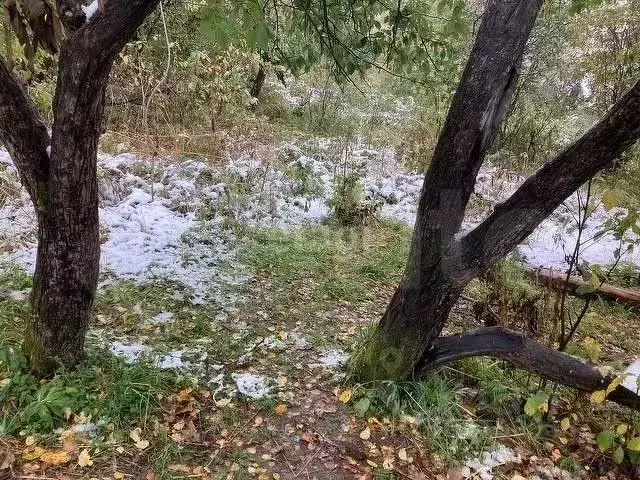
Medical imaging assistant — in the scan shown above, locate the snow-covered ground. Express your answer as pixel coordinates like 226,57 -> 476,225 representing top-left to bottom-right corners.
1,143 -> 638,291
1,144 -> 638,475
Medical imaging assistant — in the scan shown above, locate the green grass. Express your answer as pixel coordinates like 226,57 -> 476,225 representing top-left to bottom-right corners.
92,280 -> 248,361
0,263 -> 31,291
236,222 -> 410,351
0,347 -> 181,436
240,221 -> 410,304
350,377 -> 494,462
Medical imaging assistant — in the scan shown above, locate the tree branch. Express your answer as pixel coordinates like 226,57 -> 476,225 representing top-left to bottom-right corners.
456,80 -> 640,281
50,0 -> 161,186
413,0 -> 543,246
419,326 -> 640,410
0,55 -> 50,214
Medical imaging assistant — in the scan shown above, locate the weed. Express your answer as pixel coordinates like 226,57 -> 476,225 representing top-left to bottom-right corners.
0,347 -> 180,435
329,173 -> 381,226
0,263 -> 32,291
282,157 -> 324,198
351,377 -> 493,462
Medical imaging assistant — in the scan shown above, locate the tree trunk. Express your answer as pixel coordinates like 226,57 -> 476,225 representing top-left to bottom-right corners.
358,0 -> 544,380
524,266 -> 640,308
0,0 -> 161,374
250,63 -> 266,99
359,0 -> 640,410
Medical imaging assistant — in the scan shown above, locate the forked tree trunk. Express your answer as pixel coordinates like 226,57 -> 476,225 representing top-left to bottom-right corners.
358,0 -> 544,380
0,0 -> 160,374
361,0 -> 640,408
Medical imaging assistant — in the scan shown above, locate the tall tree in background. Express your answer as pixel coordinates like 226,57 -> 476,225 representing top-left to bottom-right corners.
0,0 -> 160,373
357,0 -> 640,408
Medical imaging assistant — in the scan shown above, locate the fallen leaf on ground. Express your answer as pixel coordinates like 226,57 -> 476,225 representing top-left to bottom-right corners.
40,451 -> 71,466
23,446 -> 44,461
339,390 -> 352,403
77,449 -> 93,467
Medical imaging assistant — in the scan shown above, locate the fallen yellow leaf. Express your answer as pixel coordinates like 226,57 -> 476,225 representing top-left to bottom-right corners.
338,390 -> 352,404
40,451 -> 71,466
77,449 -> 93,467
130,427 -> 142,443
23,446 -> 44,461
135,439 -> 150,450
590,390 -> 606,404
215,397 -> 232,407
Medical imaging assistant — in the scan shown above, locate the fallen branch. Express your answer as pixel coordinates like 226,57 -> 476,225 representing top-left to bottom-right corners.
418,326 -> 640,410
524,266 -> 640,308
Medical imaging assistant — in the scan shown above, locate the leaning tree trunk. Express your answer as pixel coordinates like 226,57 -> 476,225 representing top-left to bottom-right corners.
360,0 -> 640,408
357,0 -> 544,380
0,0 -> 161,374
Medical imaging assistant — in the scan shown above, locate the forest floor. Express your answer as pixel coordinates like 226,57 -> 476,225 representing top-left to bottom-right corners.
1,140 -> 640,480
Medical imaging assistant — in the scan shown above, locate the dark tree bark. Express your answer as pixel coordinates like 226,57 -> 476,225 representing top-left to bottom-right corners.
419,327 -> 640,409
0,0 -> 161,373
358,0 -> 545,381
250,63 -> 266,99
360,0 -> 640,408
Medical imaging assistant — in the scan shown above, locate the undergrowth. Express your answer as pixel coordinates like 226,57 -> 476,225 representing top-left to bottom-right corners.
240,221 -> 410,304
0,347 -> 180,437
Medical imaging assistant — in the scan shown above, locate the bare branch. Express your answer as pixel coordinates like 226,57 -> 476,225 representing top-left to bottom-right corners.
0,55 -> 50,213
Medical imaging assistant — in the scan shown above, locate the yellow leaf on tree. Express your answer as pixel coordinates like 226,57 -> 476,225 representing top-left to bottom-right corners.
40,451 -> 71,466
628,437 -> 640,451
114,472 -> 125,480
275,404 -> 288,415
560,417 -> 571,432
338,390 -> 352,404
77,449 -> 93,467
602,189 -> 619,211
590,390 -> 606,404
359,427 -> 371,440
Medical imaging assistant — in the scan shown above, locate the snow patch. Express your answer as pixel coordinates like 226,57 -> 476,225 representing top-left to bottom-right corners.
622,358 -> 640,394
0,289 -> 29,301
315,349 -> 349,367
464,444 -> 521,480
82,0 -> 99,21
109,342 -> 151,363
232,373 -> 271,399
155,350 -> 192,370
149,311 -> 175,325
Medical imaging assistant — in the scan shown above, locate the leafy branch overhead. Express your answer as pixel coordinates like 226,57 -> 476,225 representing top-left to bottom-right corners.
198,0 -> 470,82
